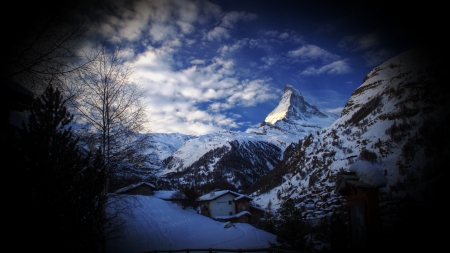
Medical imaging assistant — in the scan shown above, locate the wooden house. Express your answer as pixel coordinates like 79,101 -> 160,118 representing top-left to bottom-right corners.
114,182 -> 156,196
249,205 -> 266,227
335,171 -> 386,249
195,189 -> 265,225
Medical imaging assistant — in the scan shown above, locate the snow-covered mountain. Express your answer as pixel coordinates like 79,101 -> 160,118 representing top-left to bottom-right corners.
142,132 -> 197,169
135,84 -> 338,191
247,45 -> 447,222
263,84 -> 338,134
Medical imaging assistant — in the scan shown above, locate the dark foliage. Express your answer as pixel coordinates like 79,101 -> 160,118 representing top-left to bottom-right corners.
384,120 -> 412,142
198,180 -> 238,194
176,185 -> 199,209
245,139 -> 305,196
345,95 -> 381,125
14,85 -> 107,252
270,198 -> 312,252
328,211 -> 349,252
358,149 -> 378,163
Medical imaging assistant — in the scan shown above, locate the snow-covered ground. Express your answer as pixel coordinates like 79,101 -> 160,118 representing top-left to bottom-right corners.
106,194 -> 277,253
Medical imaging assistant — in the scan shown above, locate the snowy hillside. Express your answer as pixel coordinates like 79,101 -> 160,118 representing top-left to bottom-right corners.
105,194 -> 277,253
142,132 -> 197,169
248,45 -> 447,215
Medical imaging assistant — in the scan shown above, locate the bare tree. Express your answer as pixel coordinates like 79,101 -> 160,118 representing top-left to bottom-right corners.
69,41 -> 150,193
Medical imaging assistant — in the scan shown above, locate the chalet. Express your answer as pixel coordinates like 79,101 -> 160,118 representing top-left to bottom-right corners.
195,189 -> 264,226
335,171 -> 386,250
114,182 -> 156,196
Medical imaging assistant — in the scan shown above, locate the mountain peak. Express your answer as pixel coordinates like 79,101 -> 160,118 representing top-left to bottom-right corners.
264,85 -> 335,126
284,84 -> 298,93
265,85 -> 301,124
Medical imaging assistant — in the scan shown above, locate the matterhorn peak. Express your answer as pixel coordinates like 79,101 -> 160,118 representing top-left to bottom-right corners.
265,85 -> 334,123
262,85 -> 338,134
265,85 -> 302,124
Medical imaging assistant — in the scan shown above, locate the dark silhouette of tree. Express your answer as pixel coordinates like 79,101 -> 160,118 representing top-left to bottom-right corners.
170,185 -> 200,210
270,198 -> 312,252
328,211 -> 349,252
16,85 -> 107,252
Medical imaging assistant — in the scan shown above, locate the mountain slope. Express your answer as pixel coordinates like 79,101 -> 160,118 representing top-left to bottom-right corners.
248,44 -> 447,215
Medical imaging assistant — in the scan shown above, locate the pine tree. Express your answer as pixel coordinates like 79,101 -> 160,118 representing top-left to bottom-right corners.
17,85 -> 107,252
270,198 -> 312,252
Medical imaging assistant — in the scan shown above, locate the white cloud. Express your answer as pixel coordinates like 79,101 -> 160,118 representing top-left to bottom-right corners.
130,44 -> 277,135
300,59 -> 352,76
262,30 -> 278,37
205,26 -> 230,41
149,23 -> 179,42
89,0 -> 218,45
218,39 -> 248,56
260,56 -> 278,69
190,59 -> 205,65
176,20 -> 195,34
226,79 -> 280,107
209,102 -> 232,112
173,0 -> 202,23
278,32 -> 289,40
288,44 -> 340,62
260,30 -> 304,44
220,11 -> 257,28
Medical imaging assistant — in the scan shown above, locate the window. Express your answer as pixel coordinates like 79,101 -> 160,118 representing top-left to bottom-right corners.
228,200 -> 232,205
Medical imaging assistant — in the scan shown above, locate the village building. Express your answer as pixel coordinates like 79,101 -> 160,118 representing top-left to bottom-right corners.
195,189 -> 265,226
113,182 -> 156,196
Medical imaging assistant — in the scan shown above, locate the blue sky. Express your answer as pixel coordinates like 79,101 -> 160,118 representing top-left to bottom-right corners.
77,0 -> 427,135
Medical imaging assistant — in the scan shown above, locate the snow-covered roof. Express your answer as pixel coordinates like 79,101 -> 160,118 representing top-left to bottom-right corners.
234,194 -> 253,201
195,190 -> 242,201
250,205 -> 265,212
114,182 -> 156,194
349,160 -> 388,187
